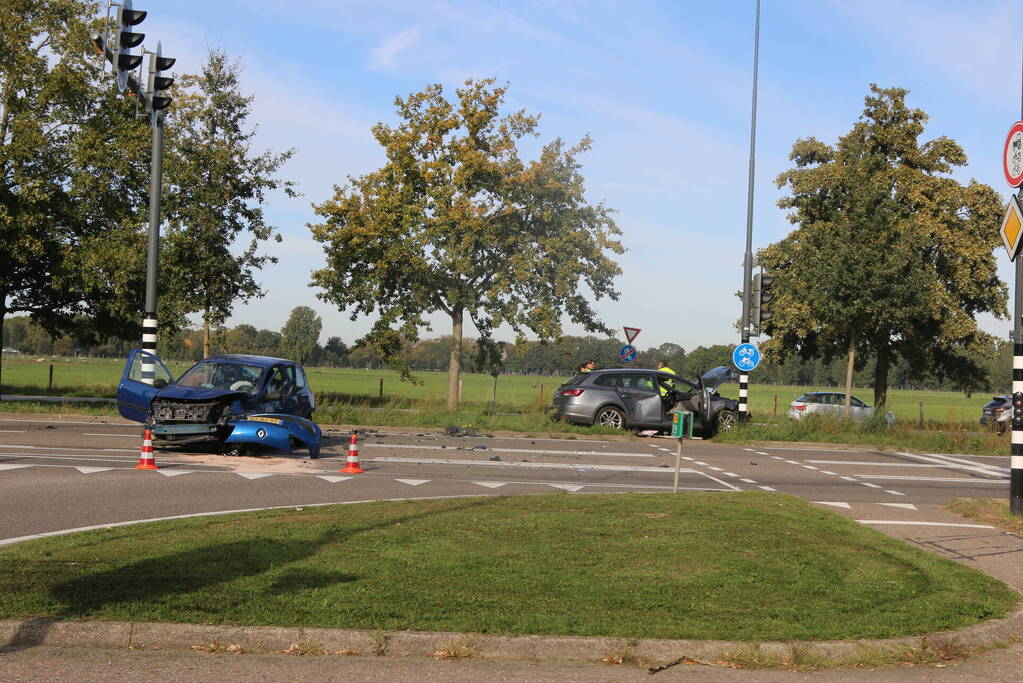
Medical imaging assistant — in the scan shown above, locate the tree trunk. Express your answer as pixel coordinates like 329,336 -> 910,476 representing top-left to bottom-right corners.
446,309 -> 464,411
873,343 -> 889,409
203,316 -> 210,358
844,331 -> 856,417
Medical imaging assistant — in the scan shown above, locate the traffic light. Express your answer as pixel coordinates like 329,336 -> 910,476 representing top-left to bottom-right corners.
1013,392 -> 1023,429
750,272 -> 776,333
113,0 -> 147,92
145,41 -> 175,112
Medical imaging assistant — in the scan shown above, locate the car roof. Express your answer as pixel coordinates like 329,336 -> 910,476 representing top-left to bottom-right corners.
198,354 -> 298,368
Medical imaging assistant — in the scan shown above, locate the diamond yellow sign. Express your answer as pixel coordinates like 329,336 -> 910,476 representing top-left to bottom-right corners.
1001,195 -> 1023,260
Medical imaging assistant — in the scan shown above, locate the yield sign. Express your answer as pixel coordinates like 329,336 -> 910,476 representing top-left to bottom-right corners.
623,327 -> 641,344
1001,195 -> 1023,260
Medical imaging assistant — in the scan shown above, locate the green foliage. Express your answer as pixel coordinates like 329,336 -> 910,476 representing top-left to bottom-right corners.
278,306 -> 322,364
762,85 -> 1007,408
160,49 -> 297,339
309,78 -> 623,409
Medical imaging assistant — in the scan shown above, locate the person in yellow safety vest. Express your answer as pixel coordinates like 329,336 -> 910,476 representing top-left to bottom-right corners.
656,360 -> 676,397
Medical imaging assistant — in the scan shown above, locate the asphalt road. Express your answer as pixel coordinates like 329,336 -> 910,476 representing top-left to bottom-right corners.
0,413 -> 1013,544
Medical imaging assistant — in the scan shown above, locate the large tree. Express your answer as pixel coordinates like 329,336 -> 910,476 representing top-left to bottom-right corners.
1,0 -> 153,393
310,79 -> 624,409
160,49 -> 297,358
278,305 -> 322,365
760,85 -> 1006,408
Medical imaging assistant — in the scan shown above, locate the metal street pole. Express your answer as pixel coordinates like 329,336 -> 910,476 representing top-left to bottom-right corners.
739,0 -> 760,419
1013,39 -> 1023,516
140,109 -> 164,384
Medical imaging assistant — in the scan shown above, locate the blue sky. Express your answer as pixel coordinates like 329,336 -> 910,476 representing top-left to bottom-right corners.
141,0 -> 1021,351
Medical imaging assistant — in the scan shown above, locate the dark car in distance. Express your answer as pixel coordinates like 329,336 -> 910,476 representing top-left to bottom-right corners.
980,395 -> 1011,430
116,349 -> 316,450
550,366 -> 739,435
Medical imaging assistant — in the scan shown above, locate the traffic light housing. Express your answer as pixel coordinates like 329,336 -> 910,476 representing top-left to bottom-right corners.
1013,392 -> 1023,429
113,0 -> 147,92
750,273 -> 776,334
145,41 -> 175,112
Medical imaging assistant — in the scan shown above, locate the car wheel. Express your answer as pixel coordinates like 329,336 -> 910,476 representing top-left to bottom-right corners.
713,409 -> 737,434
594,406 -> 626,430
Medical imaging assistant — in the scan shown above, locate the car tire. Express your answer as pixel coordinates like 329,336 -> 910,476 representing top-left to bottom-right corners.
594,406 -> 627,430
713,409 -> 737,434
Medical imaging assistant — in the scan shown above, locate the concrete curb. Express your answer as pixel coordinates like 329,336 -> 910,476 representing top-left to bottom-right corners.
4,605 -> 1022,664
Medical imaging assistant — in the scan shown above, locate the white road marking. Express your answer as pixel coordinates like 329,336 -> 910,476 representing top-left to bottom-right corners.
0,418 -> 136,426
0,464 -> 32,471
707,466 -> 723,471
784,460 -> 800,465
75,466 -> 114,474
884,490 -> 907,496
840,476 -> 858,482
0,452 -> 222,467
361,443 -> 655,458
317,476 -> 352,483
879,503 -> 918,510
771,456 -> 784,460
158,470 -> 194,477
759,486 -> 777,492
549,484 -> 585,492
856,475 -> 1007,484
395,479 -> 430,486
761,446 -> 866,453
682,457 -> 694,461
694,461 -> 709,466
0,430 -> 25,433
856,520 -> 995,529
813,502 -> 851,509
366,457 -> 694,474
859,482 -> 883,489
723,472 -> 738,477
0,444 -> 137,454
821,471 -> 838,476
474,482 -> 507,489
740,478 -> 757,484
236,473 -> 273,480
755,452 -> 769,456
801,465 -> 818,470
894,452 -> 1007,478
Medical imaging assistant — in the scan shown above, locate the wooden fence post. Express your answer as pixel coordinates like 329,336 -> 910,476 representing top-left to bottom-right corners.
379,377 -> 383,399
918,401 -> 924,428
773,394 -> 777,416
48,364 -> 53,391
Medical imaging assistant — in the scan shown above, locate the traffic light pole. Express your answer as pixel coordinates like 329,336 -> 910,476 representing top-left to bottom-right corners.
140,110 -> 163,383
739,0 -> 760,420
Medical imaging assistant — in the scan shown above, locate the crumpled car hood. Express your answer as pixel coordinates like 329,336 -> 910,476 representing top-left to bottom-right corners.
155,385 -> 245,402
701,366 -> 738,391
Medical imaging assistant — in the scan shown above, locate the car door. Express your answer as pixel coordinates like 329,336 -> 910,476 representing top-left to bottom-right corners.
293,364 -> 314,416
116,349 -> 174,423
850,396 -> 870,422
259,365 -> 300,415
617,372 -> 663,426
670,377 -> 707,427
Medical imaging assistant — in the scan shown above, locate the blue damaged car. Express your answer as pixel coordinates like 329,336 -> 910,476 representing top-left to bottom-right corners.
116,349 -> 321,458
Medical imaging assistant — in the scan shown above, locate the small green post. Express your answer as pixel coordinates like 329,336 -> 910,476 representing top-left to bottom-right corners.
670,409 -> 693,493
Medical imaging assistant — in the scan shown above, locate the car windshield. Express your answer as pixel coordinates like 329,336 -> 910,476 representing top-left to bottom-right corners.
177,361 -> 264,391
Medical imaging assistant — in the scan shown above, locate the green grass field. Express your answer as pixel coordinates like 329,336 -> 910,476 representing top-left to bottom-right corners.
0,355 -> 995,424
0,492 -> 1013,641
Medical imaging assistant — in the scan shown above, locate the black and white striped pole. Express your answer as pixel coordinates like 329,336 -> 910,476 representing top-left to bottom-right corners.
738,0 -> 760,421
1003,87 -> 1023,514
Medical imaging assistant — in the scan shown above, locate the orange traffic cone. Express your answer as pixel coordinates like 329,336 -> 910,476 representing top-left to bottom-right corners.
136,427 -> 159,470
340,432 -> 364,474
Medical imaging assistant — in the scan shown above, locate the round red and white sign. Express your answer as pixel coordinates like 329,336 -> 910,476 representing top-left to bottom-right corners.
1004,121 -> 1023,187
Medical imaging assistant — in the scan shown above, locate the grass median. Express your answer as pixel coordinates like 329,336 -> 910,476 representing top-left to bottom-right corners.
0,492 -> 1015,641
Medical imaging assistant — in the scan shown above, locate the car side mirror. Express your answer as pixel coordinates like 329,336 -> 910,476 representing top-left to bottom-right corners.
265,391 -> 282,401
154,378 -> 168,389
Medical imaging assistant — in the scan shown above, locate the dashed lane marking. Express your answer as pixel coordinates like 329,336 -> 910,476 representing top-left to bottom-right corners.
758,486 -> 777,492
74,467 -> 114,474
859,482 -> 883,489
879,503 -> 918,510
801,465 -> 818,470
317,476 -> 352,483
236,473 -> 273,480
395,479 -> 430,486
740,478 -> 757,484
361,443 -> 656,458
884,490 -> 907,496
0,464 -> 32,471
84,433 -> 139,438
474,482 -> 507,489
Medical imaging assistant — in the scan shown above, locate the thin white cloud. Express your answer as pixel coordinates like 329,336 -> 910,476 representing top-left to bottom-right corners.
369,26 -> 424,71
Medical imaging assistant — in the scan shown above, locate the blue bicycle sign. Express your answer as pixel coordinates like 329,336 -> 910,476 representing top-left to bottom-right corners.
732,343 -> 761,372
619,344 -> 638,363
